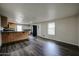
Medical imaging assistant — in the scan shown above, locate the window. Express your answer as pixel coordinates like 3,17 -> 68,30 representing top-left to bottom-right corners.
48,22 -> 55,35
17,25 -> 22,31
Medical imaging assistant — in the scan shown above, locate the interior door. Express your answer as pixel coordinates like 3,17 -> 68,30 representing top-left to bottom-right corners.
33,25 -> 37,37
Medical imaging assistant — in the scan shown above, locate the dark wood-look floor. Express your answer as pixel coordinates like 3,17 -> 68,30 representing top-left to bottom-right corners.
0,35 -> 79,56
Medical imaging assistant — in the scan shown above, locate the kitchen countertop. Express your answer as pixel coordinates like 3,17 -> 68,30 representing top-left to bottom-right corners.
0,31 -> 30,32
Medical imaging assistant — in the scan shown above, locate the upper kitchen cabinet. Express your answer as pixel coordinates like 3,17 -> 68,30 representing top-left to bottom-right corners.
0,15 -> 16,29
0,16 -> 8,28
8,22 -> 16,29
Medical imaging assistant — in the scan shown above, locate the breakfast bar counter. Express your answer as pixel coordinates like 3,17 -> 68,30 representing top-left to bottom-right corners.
1,31 -> 29,44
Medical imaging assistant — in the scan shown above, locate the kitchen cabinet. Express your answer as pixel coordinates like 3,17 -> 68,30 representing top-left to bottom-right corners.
8,22 -> 16,29
0,16 -> 8,28
0,15 -> 16,29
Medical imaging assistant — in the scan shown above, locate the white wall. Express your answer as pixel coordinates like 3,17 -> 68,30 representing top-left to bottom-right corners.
55,16 -> 77,45
37,24 -> 41,36
36,15 -> 78,46
37,22 -> 55,39
22,25 -> 31,30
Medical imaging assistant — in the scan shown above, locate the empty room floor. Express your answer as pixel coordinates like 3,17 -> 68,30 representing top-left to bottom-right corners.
0,36 -> 79,56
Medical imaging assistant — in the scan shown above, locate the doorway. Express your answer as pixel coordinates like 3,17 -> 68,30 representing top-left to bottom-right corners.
32,25 -> 37,37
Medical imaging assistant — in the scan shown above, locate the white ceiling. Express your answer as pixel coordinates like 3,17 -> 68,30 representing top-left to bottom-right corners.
0,3 -> 79,24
